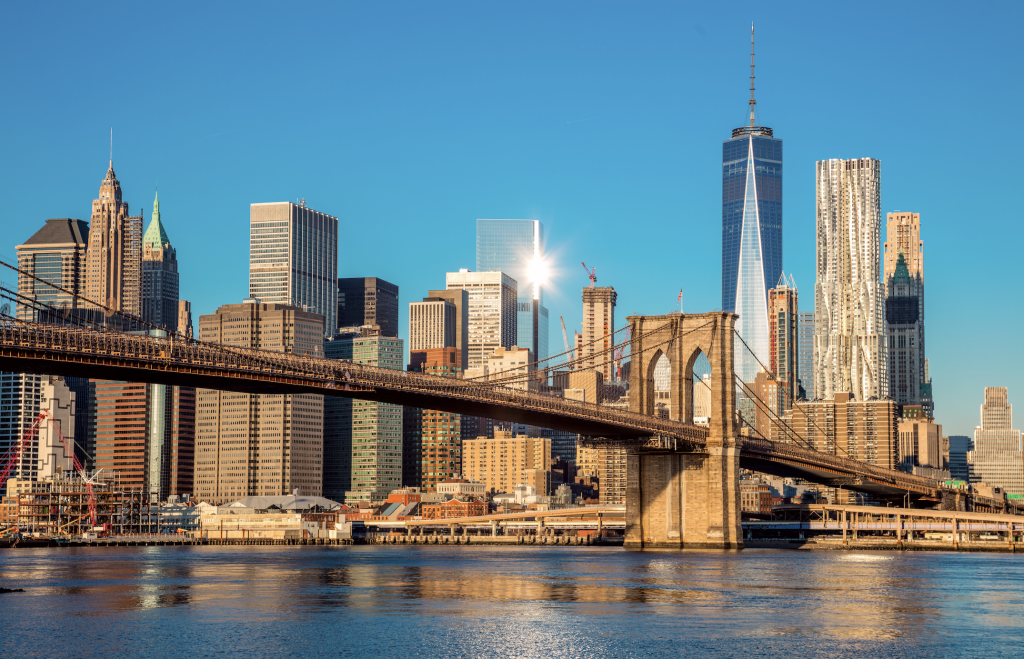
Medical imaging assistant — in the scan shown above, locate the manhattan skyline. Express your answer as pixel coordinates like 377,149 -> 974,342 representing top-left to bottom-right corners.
0,2 -> 1020,438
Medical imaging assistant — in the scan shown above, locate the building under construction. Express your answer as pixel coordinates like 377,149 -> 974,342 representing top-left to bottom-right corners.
11,470 -> 161,536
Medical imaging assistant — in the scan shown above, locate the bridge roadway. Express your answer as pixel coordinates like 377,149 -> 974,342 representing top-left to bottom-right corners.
0,319 -> 952,501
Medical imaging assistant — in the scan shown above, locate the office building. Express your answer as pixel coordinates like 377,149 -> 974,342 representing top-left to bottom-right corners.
463,431 -> 551,496
85,159 -> 143,315
947,435 -> 972,482
476,219 -> 548,362
774,393 -> 898,471
141,191 -> 180,332
768,274 -> 799,410
403,347 -> 462,492
1,376 -> 75,482
337,277 -> 399,337
427,288 -> 469,370
178,300 -> 193,338
15,218 -> 89,321
896,405 -> 942,472
93,375 -> 195,501
485,346 -> 535,392
581,287 -> 617,380
195,301 -> 324,504
797,311 -> 815,400
722,33 -> 782,382
886,251 -> 925,408
324,326 -> 403,503
884,212 -> 924,280
249,201 -> 338,336
574,443 -> 627,505
813,158 -> 886,402
968,387 -> 1023,496
409,296 -> 456,351
445,270 -> 517,370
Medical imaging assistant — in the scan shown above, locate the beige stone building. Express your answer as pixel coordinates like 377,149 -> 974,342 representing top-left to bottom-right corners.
409,296 -> 456,352
85,161 -> 143,315
194,301 -> 325,503
581,286 -> 617,379
445,270 -> 517,370
896,406 -> 942,471
463,431 -> 550,495
884,212 -> 923,280
485,346 -> 535,391
773,392 -> 898,471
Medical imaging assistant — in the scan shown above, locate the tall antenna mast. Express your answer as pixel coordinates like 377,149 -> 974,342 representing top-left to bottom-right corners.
749,23 -> 756,127
109,128 -> 113,167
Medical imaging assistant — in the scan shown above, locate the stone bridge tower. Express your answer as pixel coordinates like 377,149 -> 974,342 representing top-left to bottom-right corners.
624,311 -> 742,549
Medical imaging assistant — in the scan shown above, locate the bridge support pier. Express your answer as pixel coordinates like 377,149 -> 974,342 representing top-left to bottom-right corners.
624,447 -> 742,550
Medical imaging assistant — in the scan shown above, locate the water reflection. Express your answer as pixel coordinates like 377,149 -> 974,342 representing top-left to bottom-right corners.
1,546 -> 1023,658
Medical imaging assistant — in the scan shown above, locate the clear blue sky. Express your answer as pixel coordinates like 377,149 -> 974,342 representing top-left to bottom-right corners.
0,1 -> 1020,437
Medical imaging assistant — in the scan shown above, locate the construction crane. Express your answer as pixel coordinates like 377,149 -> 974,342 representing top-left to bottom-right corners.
581,262 -> 596,287
0,411 -> 48,486
614,325 -> 632,380
559,316 -> 575,369
50,417 -> 98,527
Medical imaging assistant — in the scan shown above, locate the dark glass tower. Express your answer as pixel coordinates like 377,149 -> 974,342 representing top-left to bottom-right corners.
722,26 -> 782,380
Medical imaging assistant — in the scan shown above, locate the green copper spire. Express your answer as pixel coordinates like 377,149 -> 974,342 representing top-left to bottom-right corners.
893,250 -> 910,285
143,189 -> 171,249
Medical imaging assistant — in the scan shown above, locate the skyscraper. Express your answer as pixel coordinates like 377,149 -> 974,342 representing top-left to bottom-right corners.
427,288 -> 469,370
249,201 -> 338,336
445,270 -> 517,370
884,212 -> 929,413
337,277 -> 399,338
404,347 -> 462,492
141,191 -> 179,331
886,252 -> 925,408
722,27 -> 782,382
15,218 -> 89,321
797,311 -> 815,400
476,219 -> 548,362
767,274 -> 798,410
813,158 -> 886,402
968,387 -> 1023,496
194,301 -> 325,503
408,296 -> 456,351
581,287 -> 617,381
85,160 -> 143,315
324,326 -> 403,503
93,372 -> 194,502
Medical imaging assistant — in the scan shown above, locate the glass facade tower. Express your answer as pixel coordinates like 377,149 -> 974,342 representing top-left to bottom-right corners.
722,29 -> 782,383
476,219 -> 548,362
723,127 -> 782,382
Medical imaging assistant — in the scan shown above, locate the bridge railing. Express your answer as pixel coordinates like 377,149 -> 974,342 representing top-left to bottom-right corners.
741,435 -> 940,494
0,319 -> 710,444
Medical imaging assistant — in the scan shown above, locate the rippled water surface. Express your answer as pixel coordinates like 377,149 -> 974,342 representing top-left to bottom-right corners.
2,546 -> 1023,658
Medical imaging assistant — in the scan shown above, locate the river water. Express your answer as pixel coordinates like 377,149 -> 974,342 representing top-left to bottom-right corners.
2,545 -> 1022,658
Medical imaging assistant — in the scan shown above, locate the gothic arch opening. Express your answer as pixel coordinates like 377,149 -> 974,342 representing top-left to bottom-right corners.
685,348 -> 712,426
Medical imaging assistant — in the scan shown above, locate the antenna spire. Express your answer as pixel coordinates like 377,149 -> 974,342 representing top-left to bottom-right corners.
109,128 -> 113,168
749,23 -> 757,127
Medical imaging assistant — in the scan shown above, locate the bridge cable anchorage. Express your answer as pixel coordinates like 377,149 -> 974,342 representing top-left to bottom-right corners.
731,328 -> 850,458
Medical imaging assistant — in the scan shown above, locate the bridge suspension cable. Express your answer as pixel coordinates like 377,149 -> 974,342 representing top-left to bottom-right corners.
731,329 -> 849,458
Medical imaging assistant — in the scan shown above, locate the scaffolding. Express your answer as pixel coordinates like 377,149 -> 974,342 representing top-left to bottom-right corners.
15,470 -> 158,537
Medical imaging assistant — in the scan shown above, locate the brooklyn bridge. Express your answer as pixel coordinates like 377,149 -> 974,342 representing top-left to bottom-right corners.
1,301 -> 1010,549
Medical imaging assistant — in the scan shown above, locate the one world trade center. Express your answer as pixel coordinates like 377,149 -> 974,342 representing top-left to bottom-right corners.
722,25 -> 782,383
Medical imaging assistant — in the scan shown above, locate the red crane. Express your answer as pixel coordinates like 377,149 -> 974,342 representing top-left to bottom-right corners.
0,412 -> 48,487
581,262 -> 596,287
0,411 -> 98,528
50,416 -> 98,527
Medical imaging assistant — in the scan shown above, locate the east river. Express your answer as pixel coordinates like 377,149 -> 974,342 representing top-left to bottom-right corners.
2,546 -> 1023,658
